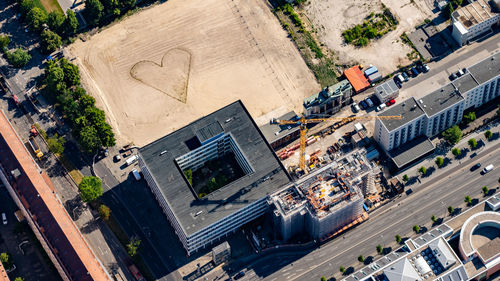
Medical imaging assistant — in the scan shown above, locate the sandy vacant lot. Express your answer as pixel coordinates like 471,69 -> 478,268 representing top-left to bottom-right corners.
304,0 -> 434,74
68,0 -> 319,146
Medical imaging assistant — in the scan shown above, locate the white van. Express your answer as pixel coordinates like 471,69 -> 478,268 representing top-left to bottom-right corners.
2,213 -> 7,225
482,164 -> 494,174
132,169 -> 141,181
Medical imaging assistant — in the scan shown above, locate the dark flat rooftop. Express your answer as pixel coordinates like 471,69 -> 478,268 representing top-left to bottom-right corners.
389,136 -> 435,168
139,101 -> 291,235
452,73 -> 479,94
259,111 -> 299,144
379,98 -> 425,132
417,83 -> 463,117
468,52 -> 500,84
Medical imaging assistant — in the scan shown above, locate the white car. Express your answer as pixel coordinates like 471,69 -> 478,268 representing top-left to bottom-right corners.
352,103 -> 360,113
482,164 -> 494,174
2,213 -> 7,225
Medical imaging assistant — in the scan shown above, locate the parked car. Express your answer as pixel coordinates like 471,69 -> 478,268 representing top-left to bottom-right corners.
395,80 -> 402,88
386,99 -> 396,107
352,102 -> 360,113
457,68 -> 465,77
470,163 -> 481,171
2,213 -> 6,225
411,67 -> 419,77
376,104 -> 387,112
482,164 -> 494,174
359,100 -> 368,109
470,152 -> 477,158
131,169 -> 141,181
114,154 -> 122,162
423,64 -> 430,73
405,69 -> 413,77
365,98 -> 374,108
401,72 -> 409,81
234,271 -> 246,280
449,73 -> 458,81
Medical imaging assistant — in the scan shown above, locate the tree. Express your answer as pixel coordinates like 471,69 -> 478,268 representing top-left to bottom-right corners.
0,253 -> 11,269
84,0 -> 104,26
395,234 -> 402,244
376,244 -> 383,254
14,278 -> 25,281
444,3 -> 454,19
47,134 -> 65,155
121,0 -> 136,9
463,112 -> 476,124
78,176 -> 103,202
63,10 -> 79,36
464,196 -> 472,205
448,206 -> 454,215
26,7 -> 48,31
101,0 -> 119,14
320,277 -> 327,281
402,174 -> 409,182
452,147 -> 461,158
40,30 -> 62,54
60,58 -> 80,86
79,95 -> 96,112
95,122 -> 116,148
435,157 -> 444,168
482,186 -> 489,196
6,48 -> 31,68
19,0 -> 35,15
47,11 -> 65,34
418,166 -> 426,176
0,34 -> 9,52
442,125 -> 462,144
45,62 -> 65,91
339,266 -> 346,273
451,0 -> 463,7
485,130 -> 493,140
431,215 -> 437,223
358,255 -> 365,262
126,238 -> 141,257
78,125 -> 101,153
468,138 -> 477,149
413,225 -> 420,234
98,204 -> 111,221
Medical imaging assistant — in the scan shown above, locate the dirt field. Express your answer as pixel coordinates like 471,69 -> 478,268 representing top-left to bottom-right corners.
303,0 -> 434,74
68,0 -> 319,146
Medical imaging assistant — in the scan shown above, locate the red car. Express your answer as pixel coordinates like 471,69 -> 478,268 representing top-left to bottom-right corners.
386,99 -> 396,106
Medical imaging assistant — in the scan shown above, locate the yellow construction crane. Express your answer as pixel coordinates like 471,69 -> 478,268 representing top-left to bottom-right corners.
270,115 -> 402,170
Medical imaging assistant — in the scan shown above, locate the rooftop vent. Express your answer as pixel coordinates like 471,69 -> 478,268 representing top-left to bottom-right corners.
419,99 -> 423,103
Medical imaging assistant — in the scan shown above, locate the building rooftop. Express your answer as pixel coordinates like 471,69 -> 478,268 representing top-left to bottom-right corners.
379,98 -> 425,132
303,80 -> 352,108
468,52 -> 500,84
452,73 -> 479,94
452,0 -> 499,28
388,136 -> 435,169
459,211 -> 500,264
0,111 -> 110,281
259,111 -> 299,144
344,66 -> 370,93
0,261 -> 8,281
374,80 -> 399,99
138,101 -> 291,236
383,257 -> 422,281
417,84 -> 463,117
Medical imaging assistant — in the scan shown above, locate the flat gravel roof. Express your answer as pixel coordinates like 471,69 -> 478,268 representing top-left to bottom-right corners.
379,98 -> 425,132
139,101 -> 291,235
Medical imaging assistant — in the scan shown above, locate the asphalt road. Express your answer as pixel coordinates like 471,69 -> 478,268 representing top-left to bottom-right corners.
240,141 -> 500,281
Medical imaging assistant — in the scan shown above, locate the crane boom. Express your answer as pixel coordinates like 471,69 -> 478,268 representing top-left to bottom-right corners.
271,114 -> 402,171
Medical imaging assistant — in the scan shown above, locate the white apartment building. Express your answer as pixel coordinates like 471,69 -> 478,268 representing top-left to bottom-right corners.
451,0 -> 500,46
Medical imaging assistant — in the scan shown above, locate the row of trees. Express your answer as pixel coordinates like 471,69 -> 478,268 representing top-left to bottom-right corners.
0,34 -> 31,68
84,0 -> 138,26
17,0 -> 78,54
44,58 -> 115,152
1,253 -> 25,281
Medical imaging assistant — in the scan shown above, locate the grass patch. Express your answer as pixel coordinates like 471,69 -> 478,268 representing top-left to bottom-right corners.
37,0 -> 63,13
273,2 -> 336,87
342,6 -> 398,47
59,154 -> 83,185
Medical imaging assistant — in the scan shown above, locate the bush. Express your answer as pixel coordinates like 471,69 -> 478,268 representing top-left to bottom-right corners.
418,166 -> 426,176
482,186 -> 489,196
468,138 -> 477,149
452,147 -> 461,157
376,244 -> 383,254
395,234 -> 402,244
127,238 -> 141,257
339,266 -> 345,273
463,112 -> 476,124
442,125 -> 462,144
431,215 -> 437,223
464,196 -> 471,205
413,225 -> 420,234
358,255 -> 364,262
47,134 -> 65,155
402,174 -> 409,182
6,48 -> 31,68
448,206 -> 454,215
78,176 -> 102,202
485,130 -> 492,139
98,204 -> 111,221
435,157 -> 443,168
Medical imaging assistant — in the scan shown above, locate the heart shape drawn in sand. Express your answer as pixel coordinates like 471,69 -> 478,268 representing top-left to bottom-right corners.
130,48 -> 192,103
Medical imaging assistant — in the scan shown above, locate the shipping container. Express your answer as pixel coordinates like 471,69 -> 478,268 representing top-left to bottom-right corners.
368,72 -> 382,83
363,66 -> 378,77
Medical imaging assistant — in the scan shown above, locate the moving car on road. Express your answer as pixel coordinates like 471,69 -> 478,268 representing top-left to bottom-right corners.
470,163 -> 481,171
482,164 -> 494,174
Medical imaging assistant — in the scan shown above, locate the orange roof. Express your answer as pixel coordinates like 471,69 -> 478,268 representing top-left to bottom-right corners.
0,111 -> 110,281
344,66 -> 370,93
0,261 -> 9,281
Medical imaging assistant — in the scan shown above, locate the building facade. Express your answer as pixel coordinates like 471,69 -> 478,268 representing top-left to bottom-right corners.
303,80 -> 353,117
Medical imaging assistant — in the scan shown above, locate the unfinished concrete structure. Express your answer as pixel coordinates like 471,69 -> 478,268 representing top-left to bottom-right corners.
270,152 -> 369,241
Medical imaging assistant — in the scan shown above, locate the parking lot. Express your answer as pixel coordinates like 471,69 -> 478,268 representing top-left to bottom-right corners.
0,184 -> 61,281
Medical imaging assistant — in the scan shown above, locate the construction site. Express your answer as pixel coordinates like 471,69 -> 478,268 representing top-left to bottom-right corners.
270,151 -> 371,242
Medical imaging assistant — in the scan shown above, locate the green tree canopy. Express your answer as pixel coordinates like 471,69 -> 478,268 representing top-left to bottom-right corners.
463,112 -> 476,124
27,7 -> 48,31
0,34 -> 9,52
98,204 -> 111,221
47,134 -> 65,155
63,10 -> 79,36
418,166 -> 426,175
78,176 -> 103,202
376,244 -> 383,254
442,125 -> 462,144
468,138 -> 477,149
402,174 -> 409,182
485,130 -> 492,139
7,48 -> 31,68
14,277 -> 25,281
84,0 -> 104,26
19,0 -> 35,15
448,206 -> 454,214
452,147 -> 461,157
60,58 -> 80,86
413,225 -> 420,233
464,196 -> 471,205
40,30 -> 62,54
78,125 -> 101,152
431,215 -> 437,222
47,11 -> 65,34
395,234 -> 402,244
482,186 -> 489,196
435,157 -> 444,167
127,238 -> 141,257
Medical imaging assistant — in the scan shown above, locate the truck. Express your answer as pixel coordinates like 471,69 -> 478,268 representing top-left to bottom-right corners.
125,155 -> 138,166
28,136 -> 44,160
128,265 -> 146,281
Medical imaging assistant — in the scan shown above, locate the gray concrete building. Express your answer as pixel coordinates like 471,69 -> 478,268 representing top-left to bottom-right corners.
303,80 -> 353,117
374,79 -> 399,104
138,101 -> 291,255
451,0 -> 500,46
